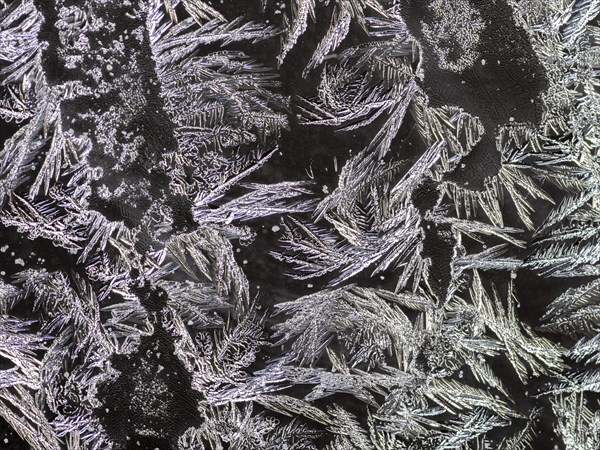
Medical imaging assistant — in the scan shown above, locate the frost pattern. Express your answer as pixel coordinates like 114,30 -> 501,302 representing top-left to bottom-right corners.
421,0 -> 485,72
0,0 -> 598,449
